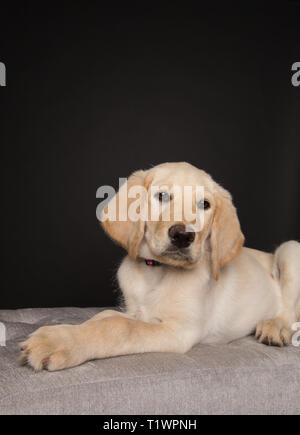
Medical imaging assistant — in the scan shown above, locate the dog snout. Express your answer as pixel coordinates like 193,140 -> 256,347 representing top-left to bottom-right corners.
168,224 -> 195,249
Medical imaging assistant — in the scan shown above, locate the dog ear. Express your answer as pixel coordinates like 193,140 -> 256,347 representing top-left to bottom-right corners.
101,170 -> 148,260
210,188 -> 244,280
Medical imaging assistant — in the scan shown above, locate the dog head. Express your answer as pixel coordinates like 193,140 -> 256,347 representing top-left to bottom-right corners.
101,162 -> 244,279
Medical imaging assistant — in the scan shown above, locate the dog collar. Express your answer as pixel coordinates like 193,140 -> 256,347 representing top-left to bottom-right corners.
145,259 -> 161,267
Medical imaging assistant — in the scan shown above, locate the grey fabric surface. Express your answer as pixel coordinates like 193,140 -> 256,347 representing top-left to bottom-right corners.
0,307 -> 299,415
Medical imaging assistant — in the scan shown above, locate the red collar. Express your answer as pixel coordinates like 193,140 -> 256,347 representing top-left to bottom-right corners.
145,259 -> 161,267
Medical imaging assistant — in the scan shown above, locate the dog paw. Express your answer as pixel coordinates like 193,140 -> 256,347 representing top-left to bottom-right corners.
255,318 -> 292,347
19,324 -> 81,372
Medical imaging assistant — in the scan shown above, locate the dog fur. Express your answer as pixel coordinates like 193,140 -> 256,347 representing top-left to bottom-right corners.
19,162 -> 300,371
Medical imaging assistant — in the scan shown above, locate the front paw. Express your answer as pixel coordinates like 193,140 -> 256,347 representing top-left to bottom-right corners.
255,318 -> 292,347
19,324 -> 81,372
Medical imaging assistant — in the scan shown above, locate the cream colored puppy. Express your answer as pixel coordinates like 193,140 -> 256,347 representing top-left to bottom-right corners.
19,162 -> 300,371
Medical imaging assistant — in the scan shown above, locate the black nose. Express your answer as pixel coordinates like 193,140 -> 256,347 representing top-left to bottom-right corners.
168,224 -> 195,249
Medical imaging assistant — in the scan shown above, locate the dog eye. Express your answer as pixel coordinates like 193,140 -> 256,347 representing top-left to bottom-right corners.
197,200 -> 210,210
155,192 -> 171,203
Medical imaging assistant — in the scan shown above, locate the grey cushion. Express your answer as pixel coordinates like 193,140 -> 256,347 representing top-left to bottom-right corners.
0,307 -> 299,415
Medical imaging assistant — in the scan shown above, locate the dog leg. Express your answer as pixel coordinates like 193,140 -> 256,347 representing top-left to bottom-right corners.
19,316 -> 186,372
256,241 -> 300,346
84,309 -> 133,322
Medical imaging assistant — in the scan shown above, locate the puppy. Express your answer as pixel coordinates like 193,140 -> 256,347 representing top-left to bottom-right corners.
19,162 -> 300,371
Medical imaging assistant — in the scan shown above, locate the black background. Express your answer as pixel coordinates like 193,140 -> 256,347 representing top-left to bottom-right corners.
1,2 -> 299,309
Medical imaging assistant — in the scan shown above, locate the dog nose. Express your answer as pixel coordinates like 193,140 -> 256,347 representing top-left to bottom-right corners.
168,224 -> 195,249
